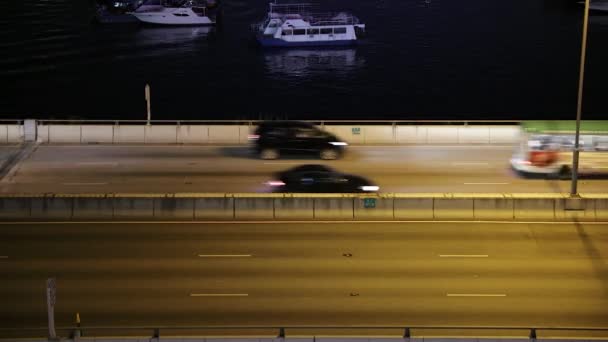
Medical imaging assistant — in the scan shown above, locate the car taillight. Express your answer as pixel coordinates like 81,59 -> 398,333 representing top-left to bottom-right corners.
248,134 -> 260,141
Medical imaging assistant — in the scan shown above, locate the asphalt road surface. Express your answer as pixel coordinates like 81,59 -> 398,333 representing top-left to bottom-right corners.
0,221 -> 607,336
0,145 -> 606,194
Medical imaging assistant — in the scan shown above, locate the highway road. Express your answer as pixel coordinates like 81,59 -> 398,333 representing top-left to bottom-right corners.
0,221 -> 607,335
0,145 -> 607,194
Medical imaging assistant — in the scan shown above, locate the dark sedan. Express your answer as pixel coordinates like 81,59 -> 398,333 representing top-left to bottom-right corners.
267,165 -> 379,193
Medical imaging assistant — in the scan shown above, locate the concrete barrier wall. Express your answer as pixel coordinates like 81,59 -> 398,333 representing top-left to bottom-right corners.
4,337 -> 601,342
145,125 -> 178,144
48,125 -> 81,144
82,125 -> 113,144
114,125 -> 146,144
1,194 -> 605,222
11,124 -> 521,145
7,125 -> 23,143
0,125 -> 7,144
178,125 -> 209,144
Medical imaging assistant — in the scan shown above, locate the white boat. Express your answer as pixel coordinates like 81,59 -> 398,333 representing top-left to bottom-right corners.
579,0 -> 608,12
253,1 -> 366,47
130,0 -> 220,25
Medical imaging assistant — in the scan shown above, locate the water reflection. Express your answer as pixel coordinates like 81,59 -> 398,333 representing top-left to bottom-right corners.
263,48 -> 364,77
134,26 -> 214,47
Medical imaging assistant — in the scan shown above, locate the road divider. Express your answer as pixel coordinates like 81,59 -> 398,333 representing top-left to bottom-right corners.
0,193 -> 606,222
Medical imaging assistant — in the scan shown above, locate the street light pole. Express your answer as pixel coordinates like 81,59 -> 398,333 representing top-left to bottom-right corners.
571,0 -> 590,197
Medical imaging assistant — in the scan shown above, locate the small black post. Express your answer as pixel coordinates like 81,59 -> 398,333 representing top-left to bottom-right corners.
153,328 -> 160,339
279,327 -> 286,338
529,328 -> 537,341
403,327 -> 411,339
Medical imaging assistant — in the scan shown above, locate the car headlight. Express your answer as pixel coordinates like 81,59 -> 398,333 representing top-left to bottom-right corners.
359,185 -> 379,191
329,142 -> 348,146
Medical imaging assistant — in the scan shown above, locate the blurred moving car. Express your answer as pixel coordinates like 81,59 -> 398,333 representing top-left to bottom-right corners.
267,164 -> 379,193
249,121 -> 347,160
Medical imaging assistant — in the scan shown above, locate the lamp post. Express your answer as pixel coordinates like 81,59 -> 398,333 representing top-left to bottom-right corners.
571,0 -> 590,197
145,83 -> 151,126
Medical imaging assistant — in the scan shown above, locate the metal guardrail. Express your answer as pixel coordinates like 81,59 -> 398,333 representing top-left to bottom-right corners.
1,325 -> 607,340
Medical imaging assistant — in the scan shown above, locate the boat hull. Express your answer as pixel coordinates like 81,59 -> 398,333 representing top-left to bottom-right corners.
131,13 -> 215,25
257,36 -> 357,47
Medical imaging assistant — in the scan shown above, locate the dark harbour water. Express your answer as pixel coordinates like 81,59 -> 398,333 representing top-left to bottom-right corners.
0,0 -> 607,121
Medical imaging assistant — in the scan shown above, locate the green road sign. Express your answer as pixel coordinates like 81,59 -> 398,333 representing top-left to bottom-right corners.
363,198 -> 376,209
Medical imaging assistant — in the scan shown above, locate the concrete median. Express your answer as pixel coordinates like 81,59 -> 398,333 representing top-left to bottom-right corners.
30,195 -> 74,219
474,195 -> 515,220
275,196 -> 315,220
313,196 -> 354,220
0,197 -> 31,219
113,195 -> 155,219
154,196 -> 195,220
195,195 -> 235,220
354,196 -> 394,220
0,193 -> 606,222
235,194 -> 275,220
513,195 -> 556,220
73,195 -> 114,220
393,196 -> 434,220
434,195 -> 474,220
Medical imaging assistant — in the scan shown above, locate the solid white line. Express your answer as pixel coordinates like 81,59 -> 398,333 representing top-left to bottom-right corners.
1,220 -> 607,225
439,254 -> 488,258
447,293 -> 506,297
198,254 -> 252,258
464,182 -> 509,185
62,182 -> 108,186
452,162 -> 490,166
77,162 -> 118,166
190,293 -> 248,297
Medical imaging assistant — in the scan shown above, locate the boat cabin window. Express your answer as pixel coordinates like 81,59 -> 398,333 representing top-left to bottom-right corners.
334,27 -> 347,34
293,29 -> 306,35
269,22 -> 279,28
320,28 -> 333,34
282,29 -> 293,35
307,28 -> 319,35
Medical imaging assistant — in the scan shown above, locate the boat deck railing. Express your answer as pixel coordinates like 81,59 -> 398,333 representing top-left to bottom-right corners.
269,11 -> 361,26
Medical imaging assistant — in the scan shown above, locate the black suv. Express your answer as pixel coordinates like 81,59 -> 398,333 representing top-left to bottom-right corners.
249,121 -> 347,160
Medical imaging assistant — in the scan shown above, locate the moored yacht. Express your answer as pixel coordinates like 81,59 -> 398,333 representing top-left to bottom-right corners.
130,0 -> 221,25
253,1 -> 366,47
